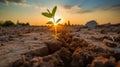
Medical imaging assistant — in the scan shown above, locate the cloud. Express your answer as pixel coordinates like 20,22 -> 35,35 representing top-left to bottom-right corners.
111,4 -> 120,8
0,0 -> 26,4
0,0 -> 43,9
76,10 -> 94,14
65,4 -> 120,14
62,5 -> 95,14
62,5 -> 98,14
0,0 -> 5,3
75,4 -> 120,14
63,5 -> 81,10
60,5 -> 82,14
103,4 -> 120,11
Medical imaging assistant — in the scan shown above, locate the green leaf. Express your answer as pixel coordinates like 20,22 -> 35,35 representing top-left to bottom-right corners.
46,21 -> 53,24
41,12 -> 53,18
56,18 -> 61,23
52,6 -> 57,17
47,9 -> 51,14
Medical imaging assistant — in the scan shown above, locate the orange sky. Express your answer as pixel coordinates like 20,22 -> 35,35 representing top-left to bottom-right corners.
0,0 -> 120,25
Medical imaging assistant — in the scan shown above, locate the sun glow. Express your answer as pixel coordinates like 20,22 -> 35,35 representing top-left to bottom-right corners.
50,15 -> 63,24
54,23 -> 57,26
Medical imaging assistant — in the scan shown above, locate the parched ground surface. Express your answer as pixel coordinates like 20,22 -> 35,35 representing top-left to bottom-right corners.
0,26 -> 53,67
0,25 -> 120,67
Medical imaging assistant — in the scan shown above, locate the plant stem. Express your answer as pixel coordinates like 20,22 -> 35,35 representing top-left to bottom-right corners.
53,18 -> 57,37
55,25 -> 57,36
53,17 -> 55,23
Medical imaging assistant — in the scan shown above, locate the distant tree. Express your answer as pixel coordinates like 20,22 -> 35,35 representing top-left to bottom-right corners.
2,20 -> 15,26
71,24 -> 74,26
26,22 -> 30,26
0,22 -> 2,26
0,20 -> 30,27
16,20 -> 20,25
64,22 -> 67,26
17,20 -> 19,23
16,20 -> 30,26
68,20 -> 71,26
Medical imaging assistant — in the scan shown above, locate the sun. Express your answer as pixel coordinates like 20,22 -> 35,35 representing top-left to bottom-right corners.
50,15 -> 63,24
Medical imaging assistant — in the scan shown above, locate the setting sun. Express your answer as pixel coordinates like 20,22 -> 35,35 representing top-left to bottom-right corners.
50,16 -> 63,24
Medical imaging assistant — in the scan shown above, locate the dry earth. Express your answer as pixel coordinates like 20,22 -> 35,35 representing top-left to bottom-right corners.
0,25 -> 120,67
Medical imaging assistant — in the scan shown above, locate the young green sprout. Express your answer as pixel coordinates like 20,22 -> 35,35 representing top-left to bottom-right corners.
41,6 -> 61,39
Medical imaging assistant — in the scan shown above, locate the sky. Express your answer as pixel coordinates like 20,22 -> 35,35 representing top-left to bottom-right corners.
0,0 -> 120,25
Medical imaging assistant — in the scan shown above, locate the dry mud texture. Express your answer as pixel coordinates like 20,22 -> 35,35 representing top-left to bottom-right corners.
0,25 -> 120,67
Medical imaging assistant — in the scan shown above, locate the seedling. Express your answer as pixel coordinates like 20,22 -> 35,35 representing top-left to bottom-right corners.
41,6 -> 61,39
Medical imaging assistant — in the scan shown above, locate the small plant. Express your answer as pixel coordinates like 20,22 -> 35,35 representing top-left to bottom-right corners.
41,6 -> 61,38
